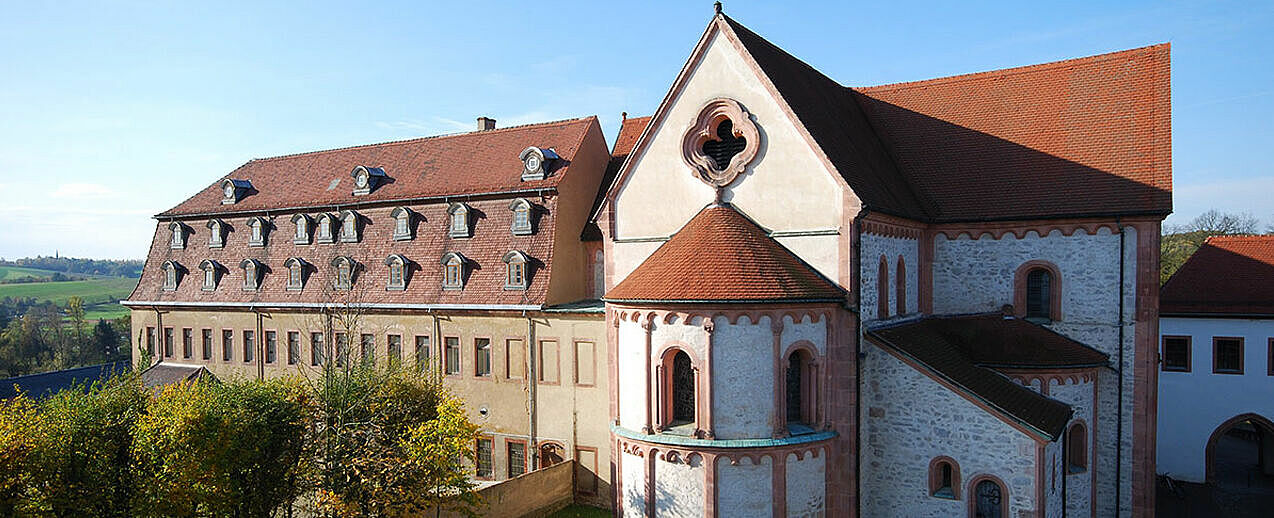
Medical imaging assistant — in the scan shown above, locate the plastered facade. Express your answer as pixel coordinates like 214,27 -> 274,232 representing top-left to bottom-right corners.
716,455 -> 773,515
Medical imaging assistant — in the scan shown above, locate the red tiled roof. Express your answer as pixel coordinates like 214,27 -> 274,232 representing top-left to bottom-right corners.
604,204 -> 845,303
868,314 -> 1103,439
158,117 -> 599,217
722,15 -> 1171,223
583,115 -> 651,241
1161,235 -> 1274,316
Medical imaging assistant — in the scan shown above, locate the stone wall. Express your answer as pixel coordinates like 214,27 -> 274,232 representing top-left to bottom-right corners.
653,453 -> 706,518
859,233 -> 919,322
712,314 -> 776,439
621,451 -> 646,518
860,341 -> 1040,517
425,460 -> 575,518
1049,378 -> 1095,515
716,455 -> 773,515
786,451 -> 827,517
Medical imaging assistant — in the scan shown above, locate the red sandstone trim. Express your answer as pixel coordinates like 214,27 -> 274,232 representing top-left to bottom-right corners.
1132,220 -> 1161,517
1035,442 -> 1046,517
772,451 -> 787,518
966,473 -> 1010,518
1205,413 -> 1274,484
927,456 -> 963,500
702,321 -> 716,438
1013,260 -> 1063,321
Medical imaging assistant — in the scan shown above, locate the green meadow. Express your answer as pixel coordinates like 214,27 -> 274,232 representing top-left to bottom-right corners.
0,274 -> 137,321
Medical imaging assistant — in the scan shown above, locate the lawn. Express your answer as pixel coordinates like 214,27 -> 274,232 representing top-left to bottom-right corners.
0,265 -> 60,281
547,504 -> 610,518
0,277 -> 138,308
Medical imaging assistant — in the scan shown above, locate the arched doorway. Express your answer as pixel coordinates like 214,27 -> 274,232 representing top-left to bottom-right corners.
1206,413 -> 1274,489
539,442 -> 566,468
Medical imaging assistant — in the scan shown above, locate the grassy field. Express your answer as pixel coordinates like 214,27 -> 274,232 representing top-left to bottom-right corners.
0,265 -> 61,281
0,274 -> 137,321
547,505 -> 609,518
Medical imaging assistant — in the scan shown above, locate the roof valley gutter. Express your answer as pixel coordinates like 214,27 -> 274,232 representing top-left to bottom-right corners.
853,207 -> 866,517
157,188 -> 558,220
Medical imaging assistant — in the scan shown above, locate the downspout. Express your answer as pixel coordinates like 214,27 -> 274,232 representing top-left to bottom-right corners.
526,312 -> 538,471
1061,432 -> 1068,517
1114,218 -> 1127,515
254,306 -> 264,381
153,306 -> 163,366
853,208 -> 867,517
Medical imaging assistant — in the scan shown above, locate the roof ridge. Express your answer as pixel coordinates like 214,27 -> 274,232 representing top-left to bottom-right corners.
247,116 -> 597,164
1205,234 -> 1273,242
853,43 -> 1168,93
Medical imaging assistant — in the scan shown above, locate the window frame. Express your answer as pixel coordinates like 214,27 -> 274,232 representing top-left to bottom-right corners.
502,251 -> 529,290
207,219 -> 225,248
1013,260 -> 1063,322
316,214 -> 336,243
161,261 -> 182,291
385,254 -> 408,291
331,256 -> 356,291
182,328 -> 193,359
246,216 -> 268,247
1161,335 -> 1192,372
876,255 -> 889,320
473,337 -> 492,378
415,335 -> 431,373
265,330 -> 277,364
390,206 -> 414,241
444,336 -> 461,376
387,334 -> 402,368
656,346 -> 698,432
928,456 -> 961,500
967,475 -> 1009,518
1066,421 -> 1088,474
1213,336 -> 1245,374
291,213 -> 311,244
447,202 -> 471,238
310,332 -> 325,366
240,259 -> 262,291
199,259 -> 220,291
201,328 -> 213,360
222,329 -> 234,362
284,257 -> 306,291
441,252 -> 466,290
895,255 -> 906,316
782,345 -> 820,430
509,198 -> 533,235
169,221 -> 187,249
505,337 -> 526,380
287,331 -> 300,365
339,210 -> 360,243
574,340 -> 596,387
163,327 -> 174,358
243,330 -> 255,363
506,438 -> 528,478
475,436 -> 494,480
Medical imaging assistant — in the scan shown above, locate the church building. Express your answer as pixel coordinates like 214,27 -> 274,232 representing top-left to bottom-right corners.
126,8 -> 1169,517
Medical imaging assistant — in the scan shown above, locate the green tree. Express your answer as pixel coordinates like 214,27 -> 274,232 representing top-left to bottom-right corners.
1162,209 -> 1262,284
91,319 -> 121,362
0,395 -> 42,516
404,397 -> 481,518
66,296 -> 85,361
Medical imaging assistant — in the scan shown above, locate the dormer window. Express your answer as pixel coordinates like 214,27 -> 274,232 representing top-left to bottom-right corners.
160,260 -> 183,291
441,252 -> 467,290
502,251 -> 529,290
339,210 -> 360,243
519,147 -> 559,181
385,254 -> 409,291
198,260 -> 222,291
331,256 -> 357,290
240,259 -> 263,291
283,257 -> 308,291
168,222 -> 188,250
316,213 -> 336,243
350,166 -> 387,196
291,214 -> 311,245
221,179 -> 251,205
447,203 -> 471,238
207,219 -> 226,248
246,216 -> 268,247
390,207 -> 415,241
509,198 -> 533,235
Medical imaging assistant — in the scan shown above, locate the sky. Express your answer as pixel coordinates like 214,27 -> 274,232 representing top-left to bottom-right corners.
0,1 -> 1270,259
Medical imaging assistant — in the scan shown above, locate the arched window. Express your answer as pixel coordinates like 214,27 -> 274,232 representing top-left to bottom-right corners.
1067,422 -> 1087,473
928,457 -> 961,499
670,351 -> 695,425
291,214 -> 311,244
1014,261 -> 1061,322
509,198 -> 533,235
331,256 -> 356,290
339,210 -> 360,243
384,254 -> 408,291
206,219 -> 225,248
969,476 -> 1007,518
240,259 -> 262,291
391,207 -> 414,241
896,255 -> 906,316
316,213 -> 336,243
283,257 -> 306,291
502,251 -> 529,290
877,255 -> 890,319
785,348 -> 818,429
448,203 -> 471,238
198,259 -> 221,291
161,260 -> 183,291
441,252 -> 467,290
246,216 -> 267,247
169,222 -> 188,249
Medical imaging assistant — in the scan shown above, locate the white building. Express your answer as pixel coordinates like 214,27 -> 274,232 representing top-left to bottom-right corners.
595,8 -> 1168,517
1158,235 -> 1274,485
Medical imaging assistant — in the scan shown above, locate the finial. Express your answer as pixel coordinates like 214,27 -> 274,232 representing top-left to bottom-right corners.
714,1 -> 722,14
621,111 -> 627,120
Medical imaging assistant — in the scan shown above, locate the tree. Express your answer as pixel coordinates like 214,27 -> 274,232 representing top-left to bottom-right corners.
404,397 -> 481,518
91,319 -> 121,362
0,395 -> 42,516
1162,209 -> 1262,284
66,296 -> 85,359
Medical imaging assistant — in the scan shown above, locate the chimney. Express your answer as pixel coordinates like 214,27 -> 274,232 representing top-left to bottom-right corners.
477,117 -> 496,131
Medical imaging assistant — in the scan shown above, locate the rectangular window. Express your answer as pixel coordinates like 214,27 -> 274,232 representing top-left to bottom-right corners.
146,326 -> 155,355
576,448 -> 599,495
505,338 -> 525,380
182,328 -> 193,359
251,224 -> 262,243
388,264 -> 403,288
163,327 -> 174,358
575,341 -> 596,386
361,333 -> 374,366
507,440 -> 526,478
1162,336 -> 1191,372
444,263 -> 461,288
244,266 -> 257,289
1214,337 -> 1244,374
396,216 -> 408,236
445,337 -> 460,375
538,339 -> 559,384
296,220 -> 307,239
474,338 -> 491,377
243,330 -> 255,363
387,334 -> 402,367
287,331 -> 300,365
288,266 -> 301,289
222,329 -> 233,361
335,333 -> 348,367
201,329 -> 212,360
451,212 -> 465,232
311,332 -> 325,366
475,437 -> 493,479
415,335 -> 431,372
265,331 -> 277,364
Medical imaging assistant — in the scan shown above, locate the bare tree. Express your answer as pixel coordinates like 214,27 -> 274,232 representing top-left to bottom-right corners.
1162,209 -> 1263,284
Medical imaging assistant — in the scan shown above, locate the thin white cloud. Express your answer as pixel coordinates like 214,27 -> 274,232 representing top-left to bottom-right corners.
49,182 -> 117,200
1167,175 -> 1274,228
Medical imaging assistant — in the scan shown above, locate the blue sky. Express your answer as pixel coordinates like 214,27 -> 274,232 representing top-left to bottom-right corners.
1,1 -> 1270,259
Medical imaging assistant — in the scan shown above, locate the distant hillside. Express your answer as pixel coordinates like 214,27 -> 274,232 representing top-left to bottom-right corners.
0,256 -> 142,278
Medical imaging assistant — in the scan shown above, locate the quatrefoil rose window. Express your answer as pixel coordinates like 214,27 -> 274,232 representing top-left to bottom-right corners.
681,98 -> 760,189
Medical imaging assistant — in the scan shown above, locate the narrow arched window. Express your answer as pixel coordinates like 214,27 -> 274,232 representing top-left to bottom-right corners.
240,259 -> 261,291
339,210 -> 360,243
1067,422 -> 1087,473
169,222 -> 187,249
670,351 -> 695,425
207,219 -> 225,248
284,257 -> 306,291
448,203 -> 470,238
161,261 -> 182,291
877,255 -> 889,319
785,349 -> 818,429
317,214 -> 335,243
391,207 -> 414,241
928,457 -> 960,499
896,255 -> 906,316
246,216 -> 267,247
1026,268 -> 1052,321
198,259 -> 220,291
292,214 -> 310,243
502,251 -> 528,290
442,252 -> 466,290
509,198 -> 532,235
331,256 -> 356,290
384,254 -> 408,291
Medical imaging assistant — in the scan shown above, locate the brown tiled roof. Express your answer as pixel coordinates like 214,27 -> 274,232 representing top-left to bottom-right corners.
583,115 -> 651,241
140,363 -> 216,389
1161,235 -> 1274,316
604,204 -> 845,303
867,314 -> 1105,439
721,15 -> 1171,223
158,117 -> 598,217
128,197 -> 560,307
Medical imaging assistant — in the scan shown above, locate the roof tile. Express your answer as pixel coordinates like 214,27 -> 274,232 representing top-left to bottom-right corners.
1161,235 -> 1274,315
